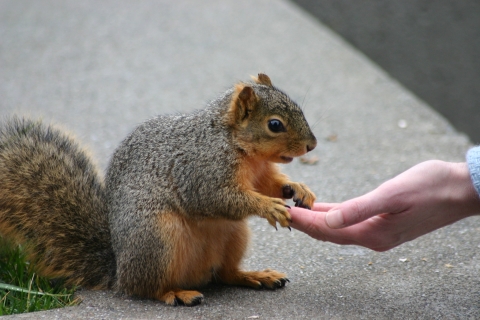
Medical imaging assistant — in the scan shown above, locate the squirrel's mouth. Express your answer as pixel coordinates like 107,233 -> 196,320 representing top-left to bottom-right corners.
280,156 -> 294,163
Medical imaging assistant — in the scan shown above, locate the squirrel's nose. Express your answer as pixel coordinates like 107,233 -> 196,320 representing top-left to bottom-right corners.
306,138 -> 317,152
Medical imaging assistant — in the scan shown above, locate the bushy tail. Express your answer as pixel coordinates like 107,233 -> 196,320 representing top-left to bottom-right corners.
0,117 -> 115,289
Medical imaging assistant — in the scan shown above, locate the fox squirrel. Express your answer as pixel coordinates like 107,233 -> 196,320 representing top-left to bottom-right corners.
0,74 -> 317,306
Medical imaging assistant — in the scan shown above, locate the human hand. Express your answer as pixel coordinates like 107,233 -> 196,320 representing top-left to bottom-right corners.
289,160 -> 480,251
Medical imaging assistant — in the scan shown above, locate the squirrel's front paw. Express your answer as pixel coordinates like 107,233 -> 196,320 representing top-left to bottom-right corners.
260,197 -> 291,230
282,182 -> 316,209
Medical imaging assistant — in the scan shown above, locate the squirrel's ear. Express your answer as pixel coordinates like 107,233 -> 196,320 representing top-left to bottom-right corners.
227,84 -> 259,126
251,73 -> 273,87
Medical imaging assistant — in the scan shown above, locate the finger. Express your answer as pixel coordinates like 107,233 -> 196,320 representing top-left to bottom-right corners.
312,202 -> 338,212
288,206 -> 324,238
288,206 -> 356,245
325,189 -> 393,229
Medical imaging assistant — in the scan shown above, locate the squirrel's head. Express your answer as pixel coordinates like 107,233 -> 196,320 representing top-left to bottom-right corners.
225,73 -> 317,164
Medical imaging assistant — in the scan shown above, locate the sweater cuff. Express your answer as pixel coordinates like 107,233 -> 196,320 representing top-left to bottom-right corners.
466,146 -> 480,197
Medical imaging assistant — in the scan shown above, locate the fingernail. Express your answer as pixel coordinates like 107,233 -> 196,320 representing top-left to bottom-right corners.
325,210 -> 344,228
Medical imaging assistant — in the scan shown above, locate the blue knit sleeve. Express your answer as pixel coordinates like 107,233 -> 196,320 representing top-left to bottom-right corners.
466,146 -> 480,197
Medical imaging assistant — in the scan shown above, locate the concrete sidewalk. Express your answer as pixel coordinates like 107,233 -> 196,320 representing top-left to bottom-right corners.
1,0 -> 478,319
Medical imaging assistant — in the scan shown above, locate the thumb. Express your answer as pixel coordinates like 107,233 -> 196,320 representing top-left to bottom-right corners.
325,189 -> 391,229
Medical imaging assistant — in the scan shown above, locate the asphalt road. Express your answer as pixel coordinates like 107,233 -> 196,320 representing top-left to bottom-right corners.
1,0 -> 478,319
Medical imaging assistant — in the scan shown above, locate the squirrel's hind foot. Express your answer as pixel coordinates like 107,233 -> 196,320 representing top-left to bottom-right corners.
158,289 -> 204,307
219,269 -> 289,290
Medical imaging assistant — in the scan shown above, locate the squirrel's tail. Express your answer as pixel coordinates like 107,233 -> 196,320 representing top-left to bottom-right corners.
0,117 -> 115,289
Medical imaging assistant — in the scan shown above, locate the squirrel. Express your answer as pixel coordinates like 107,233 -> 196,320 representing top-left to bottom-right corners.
0,74 -> 317,306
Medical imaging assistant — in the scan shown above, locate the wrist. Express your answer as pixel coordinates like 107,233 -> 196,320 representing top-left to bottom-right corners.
450,162 -> 480,217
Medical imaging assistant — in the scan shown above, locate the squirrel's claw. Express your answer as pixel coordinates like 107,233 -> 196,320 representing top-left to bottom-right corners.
266,218 -> 278,230
294,197 -> 311,210
274,277 -> 290,288
293,198 -> 303,208
186,296 -> 204,307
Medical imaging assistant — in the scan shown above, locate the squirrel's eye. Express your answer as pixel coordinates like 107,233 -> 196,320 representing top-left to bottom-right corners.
268,119 -> 286,133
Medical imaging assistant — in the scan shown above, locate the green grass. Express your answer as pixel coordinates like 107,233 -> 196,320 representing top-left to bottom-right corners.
0,237 -> 78,315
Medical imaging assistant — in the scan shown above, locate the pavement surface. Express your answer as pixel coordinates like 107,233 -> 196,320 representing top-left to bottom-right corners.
292,0 -> 480,144
1,0 -> 478,319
